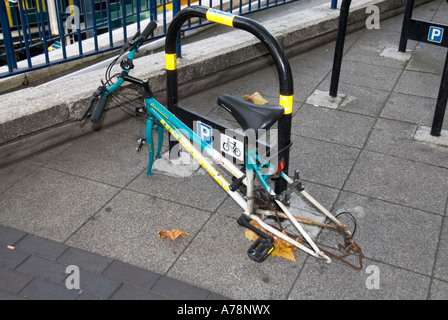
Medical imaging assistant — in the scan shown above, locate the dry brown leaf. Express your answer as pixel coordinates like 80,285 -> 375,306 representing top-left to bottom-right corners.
243,92 -> 268,105
244,220 -> 265,242
271,246 -> 296,261
271,230 -> 298,262
244,221 -> 300,262
158,229 -> 190,243
274,230 -> 299,251
244,228 -> 259,242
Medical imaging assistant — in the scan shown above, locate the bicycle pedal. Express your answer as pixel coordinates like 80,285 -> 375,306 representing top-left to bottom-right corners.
247,237 -> 274,263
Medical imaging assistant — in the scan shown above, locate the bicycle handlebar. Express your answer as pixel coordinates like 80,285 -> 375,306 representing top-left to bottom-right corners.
90,94 -> 109,124
122,21 -> 158,54
80,20 -> 158,124
140,21 -> 157,43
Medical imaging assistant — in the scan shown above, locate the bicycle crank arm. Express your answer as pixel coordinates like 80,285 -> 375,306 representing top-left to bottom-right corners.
237,215 -> 275,263
237,215 -> 274,242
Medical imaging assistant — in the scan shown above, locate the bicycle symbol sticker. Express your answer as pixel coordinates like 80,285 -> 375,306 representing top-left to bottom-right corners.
220,133 -> 244,162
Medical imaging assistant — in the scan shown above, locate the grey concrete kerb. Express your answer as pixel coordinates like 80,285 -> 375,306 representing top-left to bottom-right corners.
0,0 -> 430,167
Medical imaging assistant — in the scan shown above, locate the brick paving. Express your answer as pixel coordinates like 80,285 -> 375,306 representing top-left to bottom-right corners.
0,225 -> 227,300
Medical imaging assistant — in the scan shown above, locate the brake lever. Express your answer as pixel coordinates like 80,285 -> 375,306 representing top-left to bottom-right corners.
78,95 -> 97,121
120,30 -> 141,54
78,85 -> 106,121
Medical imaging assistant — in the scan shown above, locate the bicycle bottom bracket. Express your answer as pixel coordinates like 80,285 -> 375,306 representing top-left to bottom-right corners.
247,237 -> 274,263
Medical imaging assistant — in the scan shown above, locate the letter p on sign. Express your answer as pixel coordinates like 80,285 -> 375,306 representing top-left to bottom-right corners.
428,26 -> 444,44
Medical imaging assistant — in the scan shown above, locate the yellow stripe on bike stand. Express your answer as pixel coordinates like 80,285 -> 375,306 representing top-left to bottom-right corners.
279,95 -> 293,115
165,53 -> 177,70
206,8 -> 235,27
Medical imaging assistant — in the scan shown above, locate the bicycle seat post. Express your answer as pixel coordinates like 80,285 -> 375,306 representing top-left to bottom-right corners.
245,129 -> 257,216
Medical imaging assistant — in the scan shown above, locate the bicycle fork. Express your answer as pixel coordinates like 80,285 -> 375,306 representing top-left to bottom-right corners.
143,116 -> 164,176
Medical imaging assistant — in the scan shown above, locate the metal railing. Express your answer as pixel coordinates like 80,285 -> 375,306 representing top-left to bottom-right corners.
0,0 -> 302,79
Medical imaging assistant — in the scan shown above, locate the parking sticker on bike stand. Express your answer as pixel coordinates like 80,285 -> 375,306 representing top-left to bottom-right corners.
220,133 -> 244,162
196,121 -> 213,146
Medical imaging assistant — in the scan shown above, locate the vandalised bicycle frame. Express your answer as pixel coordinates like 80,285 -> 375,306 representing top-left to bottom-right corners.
145,89 -> 333,262
82,6 -> 363,266
148,6 -> 359,263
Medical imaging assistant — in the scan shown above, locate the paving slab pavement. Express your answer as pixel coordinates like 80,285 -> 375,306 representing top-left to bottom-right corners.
1,0 -> 448,301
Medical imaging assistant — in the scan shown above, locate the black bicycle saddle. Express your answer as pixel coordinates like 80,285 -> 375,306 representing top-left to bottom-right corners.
217,94 -> 284,132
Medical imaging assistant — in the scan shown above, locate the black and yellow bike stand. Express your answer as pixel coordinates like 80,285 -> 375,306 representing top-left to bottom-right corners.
164,5 -> 294,194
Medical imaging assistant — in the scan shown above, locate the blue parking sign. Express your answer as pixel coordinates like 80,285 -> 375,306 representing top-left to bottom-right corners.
428,26 -> 444,43
196,121 -> 213,145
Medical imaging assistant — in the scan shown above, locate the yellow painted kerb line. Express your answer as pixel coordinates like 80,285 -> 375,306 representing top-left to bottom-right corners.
279,95 -> 293,115
165,53 -> 177,70
206,8 -> 235,27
